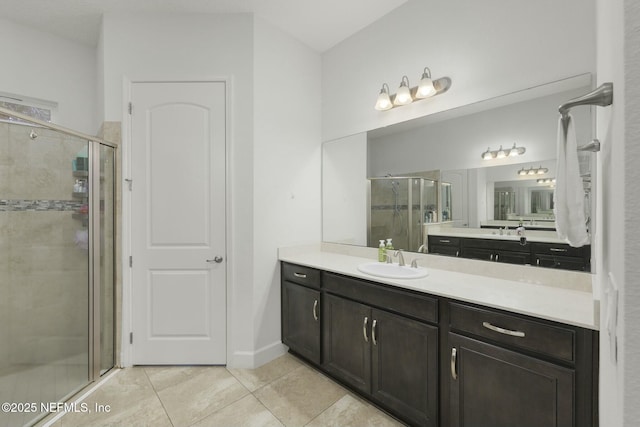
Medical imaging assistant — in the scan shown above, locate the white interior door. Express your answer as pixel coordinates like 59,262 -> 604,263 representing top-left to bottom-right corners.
130,81 -> 226,365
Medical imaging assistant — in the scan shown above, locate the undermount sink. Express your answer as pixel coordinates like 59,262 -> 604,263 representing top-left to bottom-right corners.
357,262 -> 429,279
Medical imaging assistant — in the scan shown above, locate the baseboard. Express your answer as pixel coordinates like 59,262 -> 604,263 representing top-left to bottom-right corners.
228,341 -> 288,369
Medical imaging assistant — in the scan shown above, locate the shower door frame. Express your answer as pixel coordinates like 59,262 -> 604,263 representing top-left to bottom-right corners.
0,105 -> 118,383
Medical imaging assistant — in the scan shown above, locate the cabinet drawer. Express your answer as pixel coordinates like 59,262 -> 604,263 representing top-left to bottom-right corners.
282,262 -> 321,289
323,272 -> 438,324
535,254 -> 588,271
462,238 -> 529,252
531,242 -> 588,258
429,236 -> 461,247
449,303 -> 576,363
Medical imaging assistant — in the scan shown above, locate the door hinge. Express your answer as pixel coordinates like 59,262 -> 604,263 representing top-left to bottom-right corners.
125,179 -> 132,191
128,102 -> 132,115
129,256 -> 133,267
129,332 -> 133,344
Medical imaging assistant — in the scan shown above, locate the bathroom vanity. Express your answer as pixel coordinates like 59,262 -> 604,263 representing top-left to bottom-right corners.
428,233 -> 591,271
280,245 -> 598,427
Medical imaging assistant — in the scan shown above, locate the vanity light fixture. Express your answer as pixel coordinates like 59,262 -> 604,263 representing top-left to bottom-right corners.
375,67 -> 449,111
537,178 -> 556,184
518,166 -> 549,176
482,144 -> 526,160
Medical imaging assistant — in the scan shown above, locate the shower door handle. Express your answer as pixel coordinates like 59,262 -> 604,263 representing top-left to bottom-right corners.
206,256 -> 224,263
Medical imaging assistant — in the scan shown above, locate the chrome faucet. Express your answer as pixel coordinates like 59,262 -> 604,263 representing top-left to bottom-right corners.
394,250 -> 406,266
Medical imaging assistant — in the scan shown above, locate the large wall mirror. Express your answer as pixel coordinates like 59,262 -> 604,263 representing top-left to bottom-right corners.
322,74 -> 595,271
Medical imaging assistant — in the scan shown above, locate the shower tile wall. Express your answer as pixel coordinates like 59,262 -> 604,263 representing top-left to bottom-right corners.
0,121 -> 88,377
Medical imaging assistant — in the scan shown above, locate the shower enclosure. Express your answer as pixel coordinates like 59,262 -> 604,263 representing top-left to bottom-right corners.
0,107 -> 116,427
368,177 -> 438,252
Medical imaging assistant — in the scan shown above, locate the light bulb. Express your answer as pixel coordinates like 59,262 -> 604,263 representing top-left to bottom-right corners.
509,143 -> 519,157
527,168 -> 536,175
374,84 -> 392,111
482,148 -> 493,160
416,68 -> 436,98
393,76 -> 413,106
496,146 -> 506,159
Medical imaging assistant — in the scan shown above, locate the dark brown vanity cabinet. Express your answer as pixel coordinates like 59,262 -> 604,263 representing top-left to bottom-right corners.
428,235 -> 591,271
281,264 -> 321,364
280,262 -> 598,427
322,273 -> 439,427
445,302 -> 597,427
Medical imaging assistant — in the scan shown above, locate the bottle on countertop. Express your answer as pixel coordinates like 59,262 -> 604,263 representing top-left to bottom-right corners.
378,240 -> 387,262
386,238 -> 394,251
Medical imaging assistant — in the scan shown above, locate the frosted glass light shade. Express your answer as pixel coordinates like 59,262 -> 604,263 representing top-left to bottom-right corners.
393,76 -> 413,106
416,77 -> 436,98
375,84 -> 392,111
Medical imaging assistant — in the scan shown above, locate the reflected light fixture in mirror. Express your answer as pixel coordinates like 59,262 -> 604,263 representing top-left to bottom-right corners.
374,66 -> 448,111
481,143 -> 526,160
518,165 -> 549,176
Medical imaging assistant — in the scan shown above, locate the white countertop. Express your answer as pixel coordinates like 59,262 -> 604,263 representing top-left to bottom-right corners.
279,244 -> 599,330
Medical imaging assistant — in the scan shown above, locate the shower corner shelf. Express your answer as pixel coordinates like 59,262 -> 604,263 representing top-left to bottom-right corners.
72,191 -> 88,198
73,170 -> 89,178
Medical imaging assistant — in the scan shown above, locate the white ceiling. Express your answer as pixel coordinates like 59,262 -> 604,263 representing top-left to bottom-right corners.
0,0 -> 407,52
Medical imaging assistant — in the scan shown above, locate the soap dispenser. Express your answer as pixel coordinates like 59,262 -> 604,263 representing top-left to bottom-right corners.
378,240 -> 387,262
386,238 -> 394,251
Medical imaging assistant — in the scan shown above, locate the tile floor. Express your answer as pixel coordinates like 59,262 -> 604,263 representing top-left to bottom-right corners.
39,354 -> 405,427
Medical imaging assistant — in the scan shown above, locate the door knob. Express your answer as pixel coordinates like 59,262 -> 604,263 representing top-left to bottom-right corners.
206,256 -> 224,263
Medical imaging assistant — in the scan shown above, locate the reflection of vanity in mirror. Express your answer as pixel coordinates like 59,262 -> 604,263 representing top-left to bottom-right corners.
322,74 -> 595,271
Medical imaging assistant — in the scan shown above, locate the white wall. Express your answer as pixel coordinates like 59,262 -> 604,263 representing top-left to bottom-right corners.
596,0 -> 640,424
623,1 -> 640,422
322,0 -> 596,142
102,12 -> 321,368
252,17 -> 322,360
0,18 -> 97,134
101,12 -> 257,367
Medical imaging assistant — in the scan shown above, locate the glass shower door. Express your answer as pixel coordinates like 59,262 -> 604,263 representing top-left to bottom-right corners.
0,123 -> 91,426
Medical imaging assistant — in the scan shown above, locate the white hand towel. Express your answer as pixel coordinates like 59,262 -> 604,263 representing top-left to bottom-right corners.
554,114 -> 589,247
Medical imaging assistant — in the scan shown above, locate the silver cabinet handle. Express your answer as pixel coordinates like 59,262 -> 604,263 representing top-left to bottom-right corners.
455,250 -> 460,257
372,319 -> 378,346
482,321 -> 525,338
451,347 -> 458,380
495,254 -> 499,262
312,300 -> 318,321
490,254 -> 494,261
293,272 -> 307,278
206,256 -> 224,263
537,258 -> 540,266
363,316 -> 369,343
440,239 -> 451,243
550,248 -> 568,252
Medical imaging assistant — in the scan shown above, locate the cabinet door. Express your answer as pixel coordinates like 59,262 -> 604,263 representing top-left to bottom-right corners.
322,293 -> 371,395
281,281 -> 321,364
449,333 -> 574,427
371,309 -> 439,427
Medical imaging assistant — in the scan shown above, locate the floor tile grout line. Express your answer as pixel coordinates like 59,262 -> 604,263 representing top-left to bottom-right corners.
184,384 -> 252,427
141,367 -> 176,427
